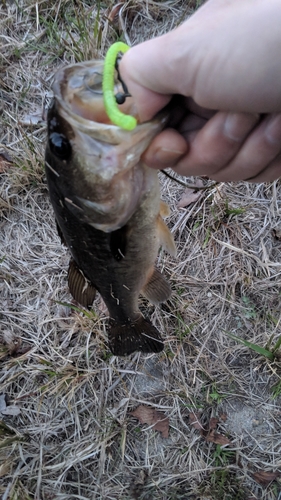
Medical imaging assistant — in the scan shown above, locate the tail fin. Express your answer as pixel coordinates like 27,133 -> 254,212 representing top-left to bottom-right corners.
108,317 -> 164,356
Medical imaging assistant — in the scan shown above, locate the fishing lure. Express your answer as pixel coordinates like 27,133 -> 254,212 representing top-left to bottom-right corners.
102,42 -> 137,131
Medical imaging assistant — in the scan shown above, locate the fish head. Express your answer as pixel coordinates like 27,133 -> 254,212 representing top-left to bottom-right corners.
45,60 -> 168,232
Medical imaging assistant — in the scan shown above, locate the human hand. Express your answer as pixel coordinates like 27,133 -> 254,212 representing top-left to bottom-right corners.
119,0 -> 281,182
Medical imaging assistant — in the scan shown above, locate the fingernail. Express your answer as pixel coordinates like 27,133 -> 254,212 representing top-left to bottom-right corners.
224,113 -> 259,141
265,114 -> 281,144
155,148 -> 184,165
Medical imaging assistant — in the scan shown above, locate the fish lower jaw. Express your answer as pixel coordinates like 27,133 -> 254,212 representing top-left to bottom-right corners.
77,194 -> 142,232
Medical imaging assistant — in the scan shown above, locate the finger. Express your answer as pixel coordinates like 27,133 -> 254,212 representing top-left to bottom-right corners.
246,155 -> 281,183
142,128 -> 188,168
181,97 -> 216,121
143,112 -> 209,168
171,111 -> 260,177
119,38 -> 174,122
210,114 -> 281,182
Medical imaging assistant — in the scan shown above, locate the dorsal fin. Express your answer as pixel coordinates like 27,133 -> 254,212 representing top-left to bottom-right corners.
68,259 -> 96,309
157,215 -> 176,257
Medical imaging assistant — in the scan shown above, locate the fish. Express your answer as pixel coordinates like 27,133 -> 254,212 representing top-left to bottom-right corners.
45,59 -> 176,356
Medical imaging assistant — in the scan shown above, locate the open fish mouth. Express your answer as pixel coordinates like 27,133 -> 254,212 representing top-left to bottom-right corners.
54,61 -> 124,127
47,59 -> 168,232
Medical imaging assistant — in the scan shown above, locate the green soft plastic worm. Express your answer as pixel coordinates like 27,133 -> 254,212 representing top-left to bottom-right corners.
102,42 -> 137,131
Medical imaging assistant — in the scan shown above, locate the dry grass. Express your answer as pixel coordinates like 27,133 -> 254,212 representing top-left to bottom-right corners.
1,1 -> 281,499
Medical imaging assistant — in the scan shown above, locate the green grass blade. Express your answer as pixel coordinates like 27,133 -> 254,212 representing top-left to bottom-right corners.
223,330 -> 275,361
271,334 -> 281,354
55,300 -> 96,319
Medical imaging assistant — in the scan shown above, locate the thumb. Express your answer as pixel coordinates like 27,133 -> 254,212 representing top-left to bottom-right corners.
119,34 -> 177,122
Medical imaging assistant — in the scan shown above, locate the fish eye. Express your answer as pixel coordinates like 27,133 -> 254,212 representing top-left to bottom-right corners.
49,132 -> 72,160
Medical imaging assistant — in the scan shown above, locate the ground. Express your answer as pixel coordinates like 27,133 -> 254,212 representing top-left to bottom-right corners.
0,1 -> 281,499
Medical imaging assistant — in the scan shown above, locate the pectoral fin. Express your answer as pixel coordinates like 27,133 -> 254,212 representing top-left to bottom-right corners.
68,259 -> 96,309
157,215 -> 176,257
160,200 -> 171,218
142,267 -> 171,305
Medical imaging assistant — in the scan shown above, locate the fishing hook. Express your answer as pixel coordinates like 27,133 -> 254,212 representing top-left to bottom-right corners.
83,65 -> 131,105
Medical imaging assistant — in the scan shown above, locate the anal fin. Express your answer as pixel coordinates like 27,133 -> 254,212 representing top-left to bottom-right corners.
108,316 -> 164,356
68,259 -> 96,309
142,267 -> 171,305
157,215 -> 176,256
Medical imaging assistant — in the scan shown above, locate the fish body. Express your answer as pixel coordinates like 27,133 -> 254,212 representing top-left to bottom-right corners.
45,60 -> 175,356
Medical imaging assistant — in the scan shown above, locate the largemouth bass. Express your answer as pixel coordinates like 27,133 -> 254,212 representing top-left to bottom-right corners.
45,59 -> 176,356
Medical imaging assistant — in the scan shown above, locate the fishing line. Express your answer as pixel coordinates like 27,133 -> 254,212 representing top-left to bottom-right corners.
160,170 -> 218,191
102,42 -> 137,130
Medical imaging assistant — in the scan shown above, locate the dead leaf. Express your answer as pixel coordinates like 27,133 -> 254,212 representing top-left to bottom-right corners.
19,106 -> 44,126
0,151 -> 13,173
1,406 -> 21,416
205,429 -> 230,445
130,470 -> 147,500
189,413 -> 231,446
130,405 -> 169,438
3,330 -> 22,356
189,412 -> 204,430
0,394 -> 20,416
0,150 -> 13,163
272,228 -> 281,241
209,417 -> 219,430
105,2 -> 124,24
177,179 -> 204,208
252,470 -> 280,486
19,114 -> 42,126
219,413 -> 228,422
